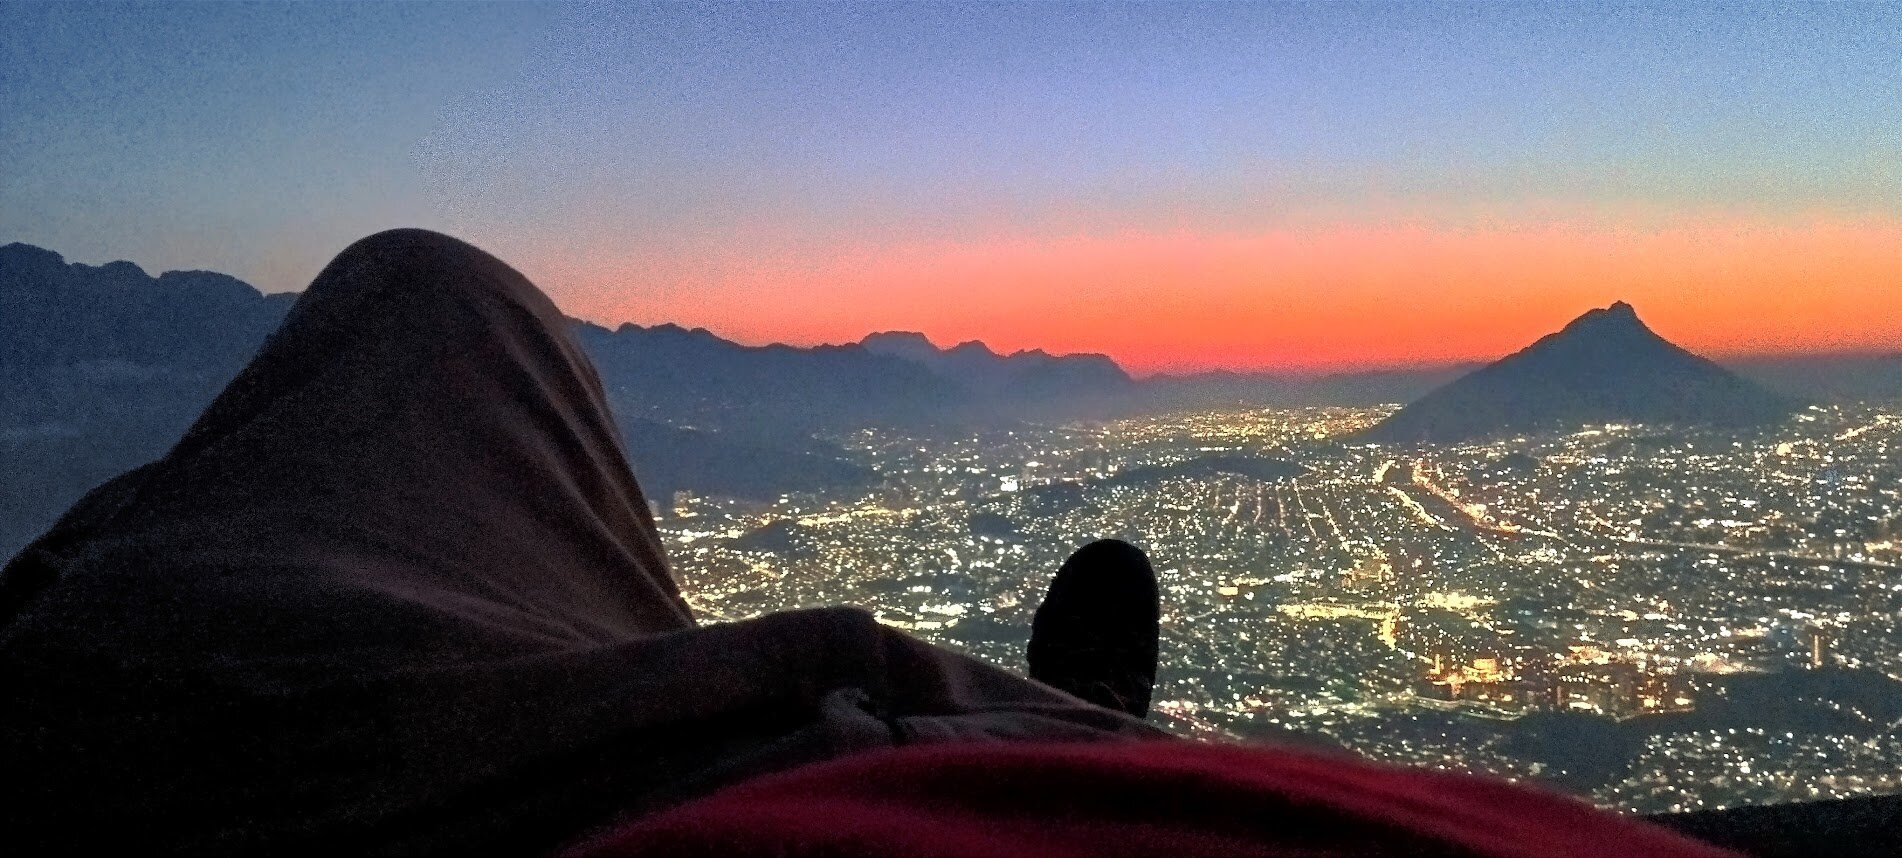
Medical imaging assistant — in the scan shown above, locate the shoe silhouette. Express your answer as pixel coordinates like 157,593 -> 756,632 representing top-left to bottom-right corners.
1027,539 -> 1161,719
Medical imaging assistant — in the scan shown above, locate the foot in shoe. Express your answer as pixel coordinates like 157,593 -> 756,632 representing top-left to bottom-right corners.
1027,539 -> 1161,719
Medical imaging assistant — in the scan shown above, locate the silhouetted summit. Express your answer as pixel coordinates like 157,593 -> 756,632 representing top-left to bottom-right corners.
1361,302 -> 1803,443
1,241 -> 1159,556
863,331 -> 1130,386
861,330 -> 1134,419
1,243 -> 895,555
2,242 -> 296,375
5,240 -> 1868,557
574,321 -> 955,434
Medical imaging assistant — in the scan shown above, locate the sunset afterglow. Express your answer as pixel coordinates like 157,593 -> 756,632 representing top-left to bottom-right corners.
5,2 -> 1898,372
551,214 -> 1902,374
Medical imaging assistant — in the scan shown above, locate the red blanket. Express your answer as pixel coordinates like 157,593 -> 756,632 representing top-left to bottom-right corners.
568,741 -> 1738,858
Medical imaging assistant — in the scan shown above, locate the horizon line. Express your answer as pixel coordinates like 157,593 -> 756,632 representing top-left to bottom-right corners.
13,238 -> 1899,379
565,309 -> 1902,380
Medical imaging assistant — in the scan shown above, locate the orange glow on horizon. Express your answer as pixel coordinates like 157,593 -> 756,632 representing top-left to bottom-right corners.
543,216 -> 1902,375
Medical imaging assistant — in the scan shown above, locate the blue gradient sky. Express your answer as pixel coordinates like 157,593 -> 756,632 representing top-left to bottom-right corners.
4,1 -> 1898,371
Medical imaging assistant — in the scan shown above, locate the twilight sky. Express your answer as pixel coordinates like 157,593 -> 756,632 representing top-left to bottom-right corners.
4,1 -> 1899,373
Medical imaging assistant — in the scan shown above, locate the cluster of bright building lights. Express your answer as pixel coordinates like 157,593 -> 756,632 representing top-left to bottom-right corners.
656,402 -> 1901,812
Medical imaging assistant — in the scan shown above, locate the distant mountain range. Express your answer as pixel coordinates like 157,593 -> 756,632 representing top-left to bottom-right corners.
859,331 -> 1135,421
1362,302 -> 1806,443
0,241 -> 1136,555
573,321 -> 956,435
4,240 -> 1898,556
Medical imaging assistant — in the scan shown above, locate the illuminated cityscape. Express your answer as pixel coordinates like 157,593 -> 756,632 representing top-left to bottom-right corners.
658,403 -> 1902,814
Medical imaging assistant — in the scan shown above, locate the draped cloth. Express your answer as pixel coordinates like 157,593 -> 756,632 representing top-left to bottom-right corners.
0,229 -> 1157,856
567,742 -> 1741,858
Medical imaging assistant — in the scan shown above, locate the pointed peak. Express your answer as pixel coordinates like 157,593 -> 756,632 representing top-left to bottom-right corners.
948,340 -> 997,357
861,330 -> 938,349
1362,296 -> 1798,443
1561,301 -> 1650,336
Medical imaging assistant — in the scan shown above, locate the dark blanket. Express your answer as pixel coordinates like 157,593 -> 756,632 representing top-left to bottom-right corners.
0,229 -> 1153,856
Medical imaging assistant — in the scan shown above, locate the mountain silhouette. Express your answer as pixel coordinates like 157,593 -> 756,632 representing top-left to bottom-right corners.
0,241 -> 1181,556
1,242 -> 296,384
860,331 -> 1134,419
3,241 -> 1874,555
1361,302 -> 1804,443
0,243 -> 895,555
574,322 -> 962,434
